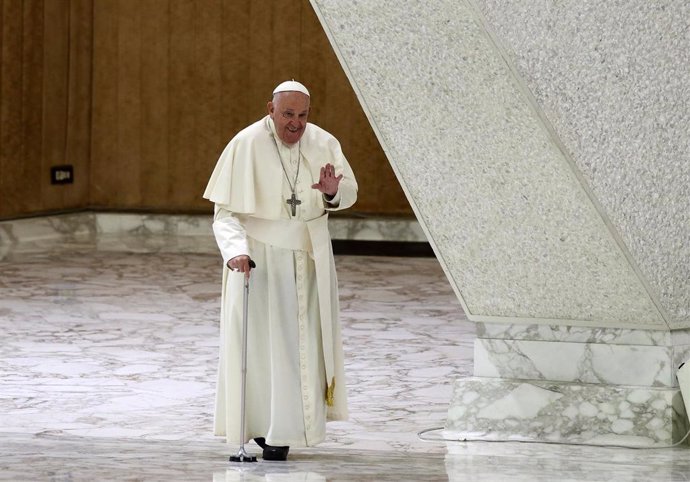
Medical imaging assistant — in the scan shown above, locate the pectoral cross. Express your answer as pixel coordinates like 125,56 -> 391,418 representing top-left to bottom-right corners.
286,193 -> 301,217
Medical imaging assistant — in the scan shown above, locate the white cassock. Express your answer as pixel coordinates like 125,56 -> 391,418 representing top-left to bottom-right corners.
203,115 -> 357,447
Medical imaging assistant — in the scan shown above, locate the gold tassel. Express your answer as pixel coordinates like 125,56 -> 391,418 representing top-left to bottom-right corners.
325,377 -> 335,407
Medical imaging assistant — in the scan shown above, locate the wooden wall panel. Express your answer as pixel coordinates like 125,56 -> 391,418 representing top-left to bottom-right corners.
1,0 -> 411,219
220,1 -> 251,137
65,0 -> 92,207
167,0 -> 197,208
247,1 -> 274,119
194,0 -> 223,209
299,1 -> 326,118
42,0 -> 91,211
271,0 -> 301,83
0,3 -> 4,214
21,0 -> 45,214
90,0 -> 117,206
140,0 -> 170,207
41,0 -> 70,209
116,0 -> 142,206
1,0 -> 25,214
0,0 -> 92,219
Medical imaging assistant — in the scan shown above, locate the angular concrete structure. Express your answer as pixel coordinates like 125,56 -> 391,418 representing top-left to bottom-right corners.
311,0 -> 689,445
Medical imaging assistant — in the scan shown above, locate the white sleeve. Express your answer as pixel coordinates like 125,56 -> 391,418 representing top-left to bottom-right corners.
324,190 -> 342,208
212,205 -> 249,267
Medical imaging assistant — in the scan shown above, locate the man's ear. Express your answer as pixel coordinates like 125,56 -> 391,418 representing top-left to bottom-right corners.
267,101 -> 274,117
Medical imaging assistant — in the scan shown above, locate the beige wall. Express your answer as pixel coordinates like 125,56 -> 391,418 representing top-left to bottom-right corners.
0,0 -> 411,220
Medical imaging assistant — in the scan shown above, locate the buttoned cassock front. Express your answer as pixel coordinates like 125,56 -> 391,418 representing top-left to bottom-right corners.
204,116 -> 357,447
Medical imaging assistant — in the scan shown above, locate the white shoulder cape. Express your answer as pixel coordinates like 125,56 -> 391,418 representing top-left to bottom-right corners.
203,116 -> 357,216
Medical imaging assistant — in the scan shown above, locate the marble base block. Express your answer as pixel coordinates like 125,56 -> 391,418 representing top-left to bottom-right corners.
448,323 -> 690,446
445,377 -> 689,447
0,212 -> 425,261
474,339 -> 678,387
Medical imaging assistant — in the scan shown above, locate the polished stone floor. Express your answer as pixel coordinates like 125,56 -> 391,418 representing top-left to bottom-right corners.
1,230 -> 690,481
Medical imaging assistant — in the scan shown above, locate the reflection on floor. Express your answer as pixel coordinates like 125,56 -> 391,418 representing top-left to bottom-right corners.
1,235 -> 689,481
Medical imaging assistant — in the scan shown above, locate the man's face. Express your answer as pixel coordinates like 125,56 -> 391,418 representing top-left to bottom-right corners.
268,92 -> 310,145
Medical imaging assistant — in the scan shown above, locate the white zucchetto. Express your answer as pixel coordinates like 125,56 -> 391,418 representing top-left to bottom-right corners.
272,80 -> 310,97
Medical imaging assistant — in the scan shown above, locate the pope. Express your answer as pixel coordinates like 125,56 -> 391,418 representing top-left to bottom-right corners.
203,80 -> 358,461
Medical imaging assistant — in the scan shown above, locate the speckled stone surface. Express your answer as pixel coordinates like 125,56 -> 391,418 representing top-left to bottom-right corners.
474,0 -> 689,328
310,0 -> 688,330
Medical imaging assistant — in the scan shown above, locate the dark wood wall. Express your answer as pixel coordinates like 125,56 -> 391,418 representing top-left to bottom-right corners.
0,0 -> 411,220
0,0 -> 92,218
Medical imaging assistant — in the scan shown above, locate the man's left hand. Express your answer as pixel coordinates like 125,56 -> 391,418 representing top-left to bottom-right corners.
311,163 -> 343,197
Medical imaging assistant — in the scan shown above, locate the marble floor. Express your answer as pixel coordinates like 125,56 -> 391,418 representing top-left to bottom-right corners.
1,227 -> 690,481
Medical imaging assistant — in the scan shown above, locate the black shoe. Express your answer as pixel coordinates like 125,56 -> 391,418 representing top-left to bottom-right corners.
263,444 -> 289,461
254,437 -> 266,449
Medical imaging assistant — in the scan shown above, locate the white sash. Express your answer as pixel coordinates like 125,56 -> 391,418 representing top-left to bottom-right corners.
244,214 -> 336,401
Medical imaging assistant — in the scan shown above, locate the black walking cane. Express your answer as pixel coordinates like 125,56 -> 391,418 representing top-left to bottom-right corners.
229,259 -> 257,463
